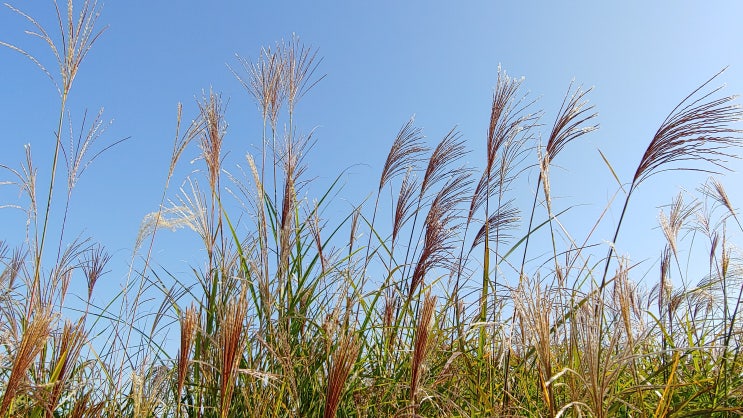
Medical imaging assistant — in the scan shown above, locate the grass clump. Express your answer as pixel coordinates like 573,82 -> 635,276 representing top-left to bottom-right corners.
1,1 -> 743,417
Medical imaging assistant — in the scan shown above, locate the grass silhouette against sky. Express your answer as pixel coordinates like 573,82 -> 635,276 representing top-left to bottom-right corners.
2,2 -> 743,284
2,2 -> 743,416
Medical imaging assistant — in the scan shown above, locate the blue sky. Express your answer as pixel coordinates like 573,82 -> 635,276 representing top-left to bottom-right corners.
2,1 -> 743,304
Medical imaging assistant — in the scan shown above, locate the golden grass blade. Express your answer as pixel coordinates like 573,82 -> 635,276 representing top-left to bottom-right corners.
324,334 -> 359,418
197,89 -> 227,196
220,292 -> 248,418
410,292 -> 436,411
176,305 -> 198,403
0,310 -> 52,416
46,319 -> 86,415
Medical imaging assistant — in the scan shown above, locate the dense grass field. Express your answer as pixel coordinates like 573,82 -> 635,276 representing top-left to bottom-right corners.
2,1 -> 743,417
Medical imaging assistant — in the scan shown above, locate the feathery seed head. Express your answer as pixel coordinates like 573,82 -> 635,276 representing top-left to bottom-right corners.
545,82 -> 598,163
632,69 -> 742,189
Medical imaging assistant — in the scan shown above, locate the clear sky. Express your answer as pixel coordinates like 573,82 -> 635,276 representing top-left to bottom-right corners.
2,1 -> 743,304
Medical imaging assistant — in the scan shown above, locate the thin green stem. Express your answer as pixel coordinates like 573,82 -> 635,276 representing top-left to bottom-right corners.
29,91 -> 68,317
